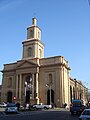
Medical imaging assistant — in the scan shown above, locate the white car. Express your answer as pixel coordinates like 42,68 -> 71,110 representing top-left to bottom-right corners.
79,109 -> 90,120
33,103 -> 52,110
0,102 -> 7,108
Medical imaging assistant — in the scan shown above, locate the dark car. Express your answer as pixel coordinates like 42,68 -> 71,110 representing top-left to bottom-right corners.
5,103 -> 18,114
79,109 -> 90,120
70,100 -> 85,115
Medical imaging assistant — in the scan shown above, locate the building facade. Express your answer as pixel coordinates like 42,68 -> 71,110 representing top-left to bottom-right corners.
1,18 -> 88,107
0,85 -> 2,103
70,78 -> 88,105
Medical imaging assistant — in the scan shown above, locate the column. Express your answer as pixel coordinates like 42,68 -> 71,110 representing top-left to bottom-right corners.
32,73 -> 34,98
19,74 -> 22,99
62,67 -> 65,104
60,68 -> 62,107
16,75 -> 18,99
67,70 -> 70,105
60,67 -> 63,107
36,72 -> 39,104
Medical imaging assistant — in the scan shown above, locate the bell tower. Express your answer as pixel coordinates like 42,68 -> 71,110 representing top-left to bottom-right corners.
27,18 -> 41,40
22,18 -> 44,59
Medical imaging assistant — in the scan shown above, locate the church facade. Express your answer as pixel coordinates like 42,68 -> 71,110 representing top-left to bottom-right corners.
1,18 -> 88,107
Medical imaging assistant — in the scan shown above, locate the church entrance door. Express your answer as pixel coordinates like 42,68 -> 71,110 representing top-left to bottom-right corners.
47,89 -> 54,105
7,91 -> 12,103
25,90 -> 30,103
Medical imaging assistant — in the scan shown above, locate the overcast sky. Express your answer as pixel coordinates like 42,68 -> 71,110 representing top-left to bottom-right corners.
0,0 -> 90,89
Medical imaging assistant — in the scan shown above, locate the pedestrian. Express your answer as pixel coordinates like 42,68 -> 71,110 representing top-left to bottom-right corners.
64,103 -> 67,108
16,102 -> 20,110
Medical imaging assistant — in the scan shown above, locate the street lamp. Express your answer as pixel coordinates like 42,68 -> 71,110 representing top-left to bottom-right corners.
25,81 -> 27,103
24,75 -> 33,110
24,80 -> 33,110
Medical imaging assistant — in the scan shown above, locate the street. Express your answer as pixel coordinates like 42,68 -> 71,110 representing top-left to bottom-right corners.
0,109 -> 79,120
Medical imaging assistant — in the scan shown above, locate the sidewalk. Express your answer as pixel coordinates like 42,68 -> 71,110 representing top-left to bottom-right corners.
51,107 -> 69,111
0,107 -> 5,112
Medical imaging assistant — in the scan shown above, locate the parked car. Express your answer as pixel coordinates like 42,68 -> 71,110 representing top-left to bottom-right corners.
79,109 -> 90,120
33,103 -> 52,110
5,103 -> 18,114
0,102 -> 7,108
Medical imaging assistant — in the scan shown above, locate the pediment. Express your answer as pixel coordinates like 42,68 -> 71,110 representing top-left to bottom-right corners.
16,60 -> 38,69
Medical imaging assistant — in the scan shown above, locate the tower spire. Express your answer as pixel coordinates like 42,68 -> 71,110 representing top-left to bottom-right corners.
22,18 -> 44,59
32,17 -> 37,26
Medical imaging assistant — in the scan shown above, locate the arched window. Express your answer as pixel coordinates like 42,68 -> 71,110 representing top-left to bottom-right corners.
30,29 -> 33,38
70,86 -> 72,103
27,47 -> 32,57
38,31 -> 40,38
7,77 -> 12,88
73,87 -> 75,100
49,74 -> 53,85
39,49 -> 41,58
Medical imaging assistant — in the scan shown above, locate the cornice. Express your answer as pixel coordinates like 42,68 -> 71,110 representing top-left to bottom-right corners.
40,62 -> 70,70
22,39 -> 44,46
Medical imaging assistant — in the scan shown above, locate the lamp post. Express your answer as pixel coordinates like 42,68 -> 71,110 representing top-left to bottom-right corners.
25,81 -> 27,104
49,85 -> 51,105
24,75 -> 33,110
27,78 -> 33,106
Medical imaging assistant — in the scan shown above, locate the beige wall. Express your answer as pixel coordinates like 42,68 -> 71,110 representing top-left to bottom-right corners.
1,55 -> 71,107
70,78 -> 88,105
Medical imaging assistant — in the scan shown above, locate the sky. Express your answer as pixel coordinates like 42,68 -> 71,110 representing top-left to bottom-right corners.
0,0 -> 90,89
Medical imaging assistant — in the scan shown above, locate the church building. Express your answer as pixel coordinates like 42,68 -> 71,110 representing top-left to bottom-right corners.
1,18 -> 87,107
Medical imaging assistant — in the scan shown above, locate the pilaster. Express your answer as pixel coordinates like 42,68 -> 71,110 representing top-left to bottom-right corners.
36,72 -> 39,104
19,74 -> 22,99
16,75 -> 18,98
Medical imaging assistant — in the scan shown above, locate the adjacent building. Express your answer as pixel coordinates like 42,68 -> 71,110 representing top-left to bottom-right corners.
0,85 -> 2,103
1,18 -> 88,107
70,78 -> 88,105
